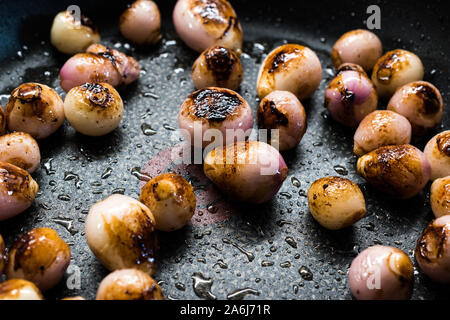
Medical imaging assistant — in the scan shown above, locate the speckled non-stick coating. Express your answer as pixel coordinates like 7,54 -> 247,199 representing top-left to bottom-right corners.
0,0 -> 449,300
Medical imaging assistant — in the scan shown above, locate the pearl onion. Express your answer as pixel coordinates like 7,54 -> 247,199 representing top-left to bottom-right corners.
96,269 -> 164,300
139,173 -> 196,232
353,110 -> 412,157
372,49 -> 424,98
331,29 -> 383,72
64,82 -> 123,136
0,279 -> 43,300
192,46 -> 243,90
50,10 -> 100,55
0,132 -> 41,173
119,0 -> 162,45
0,161 -> 39,221
178,87 -> 253,149
6,228 -> 71,291
325,69 -> 378,127
307,176 -> 366,230
5,83 -> 64,139
173,0 -> 243,52
257,44 -> 322,100
430,176 -> 450,218
85,194 -> 158,275
349,246 -> 413,300
257,90 -> 307,151
424,130 -> 450,180
415,215 -> 450,283
388,81 -> 443,135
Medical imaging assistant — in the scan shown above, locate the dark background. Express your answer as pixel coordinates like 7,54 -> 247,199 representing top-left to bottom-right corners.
0,0 -> 448,300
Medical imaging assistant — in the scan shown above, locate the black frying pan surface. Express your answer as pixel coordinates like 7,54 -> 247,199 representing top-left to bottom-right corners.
0,0 -> 449,300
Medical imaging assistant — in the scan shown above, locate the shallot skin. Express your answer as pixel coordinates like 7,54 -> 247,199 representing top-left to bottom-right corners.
204,140 -> 288,204
349,246 -> 414,300
60,44 -> 140,92
415,215 -> 450,284
173,0 -> 243,52
119,0 -> 162,45
353,110 -> 412,157
192,46 -> 243,90
424,131 -> 450,180
139,173 -> 196,232
178,87 -> 253,149
371,49 -> 424,98
5,83 -> 64,139
96,269 -> 164,300
430,176 -> 450,218
0,279 -> 43,300
0,161 -> 39,221
85,194 -> 158,275
388,81 -> 443,135
6,228 -> 71,291
50,11 -> 100,55
257,90 -> 307,151
331,29 -> 383,72
0,132 -> 41,173
307,176 -> 366,230
325,69 -> 378,127
257,44 -> 322,100
357,144 -> 431,199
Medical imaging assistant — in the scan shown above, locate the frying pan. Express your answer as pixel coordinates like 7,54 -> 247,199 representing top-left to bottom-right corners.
0,0 -> 448,300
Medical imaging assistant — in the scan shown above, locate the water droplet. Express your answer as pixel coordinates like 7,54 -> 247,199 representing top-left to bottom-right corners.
131,167 -> 151,181
362,222 -> 375,231
175,282 -> 186,291
333,165 -> 348,175
280,261 -> 291,268
58,194 -> 71,201
207,203 -> 218,214
43,158 -> 56,175
280,192 -> 292,199
227,288 -> 260,300
213,259 -> 228,269
192,272 -> 216,300
53,217 -> 78,235
290,177 -> 301,187
101,167 -> 113,179
298,266 -> 313,281
261,260 -> 274,267
285,236 -> 297,248
293,284 -> 299,294
222,238 -> 254,262
141,123 -> 157,136
111,187 -> 125,195
163,123 -> 176,131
